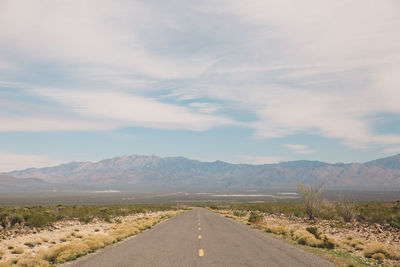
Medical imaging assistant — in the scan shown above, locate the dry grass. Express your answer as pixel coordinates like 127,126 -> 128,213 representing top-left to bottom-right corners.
364,241 -> 399,260
43,234 -> 115,264
0,259 -> 13,267
291,229 -> 336,249
43,217 -> 161,263
265,224 -> 289,236
110,222 -> 140,240
350,240 -> 364,251
71,232 -> 83,238
44,240 -> 90,263
15,253 -> 50,267
0,248 -> 5,260
372,252 -> 385,263
83,234 -> 115,250
11,247 -> 24,255
293,229 -> 320,247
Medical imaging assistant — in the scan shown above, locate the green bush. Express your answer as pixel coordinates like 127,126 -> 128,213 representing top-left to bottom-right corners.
233,211 -> 247,217
0,204 -> 178,230
390,220 -> 400,229
9,214 -> 23,226
212,201 -> 400,226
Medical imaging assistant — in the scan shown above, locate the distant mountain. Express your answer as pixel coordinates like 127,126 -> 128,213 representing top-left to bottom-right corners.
3,154 -> 400,190
0,174 -> 50,191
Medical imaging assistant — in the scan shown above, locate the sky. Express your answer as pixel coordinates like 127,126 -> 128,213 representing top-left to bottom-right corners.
0,0 -> 400,171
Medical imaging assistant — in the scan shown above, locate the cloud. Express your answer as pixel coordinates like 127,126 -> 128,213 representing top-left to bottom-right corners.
0,0 -> 399,151
29,89 -> 237,131
188,102 -> 220,114
382,147 -> 400,155
283,144 -> 314,154
0,152 -> 65,172
0,115 -> 112,132
236,155 -> 284,165
0,0 -> 216,81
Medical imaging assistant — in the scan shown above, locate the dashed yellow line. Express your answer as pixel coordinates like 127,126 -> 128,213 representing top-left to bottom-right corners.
198,234 -> 202,239
199,249 -> 204,257
198,227 -> 201,231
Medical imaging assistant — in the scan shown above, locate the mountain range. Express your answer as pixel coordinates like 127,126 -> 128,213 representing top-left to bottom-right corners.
1,154 -> 400,191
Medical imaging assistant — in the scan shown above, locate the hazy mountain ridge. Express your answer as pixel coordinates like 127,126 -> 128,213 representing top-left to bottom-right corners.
2,154 -> 400,190
0,174 -> 50,190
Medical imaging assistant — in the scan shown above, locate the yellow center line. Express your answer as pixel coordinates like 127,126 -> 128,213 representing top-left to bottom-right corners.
198,234 -> 202,239
198,227 -> 201,230
199,249 -> 204,257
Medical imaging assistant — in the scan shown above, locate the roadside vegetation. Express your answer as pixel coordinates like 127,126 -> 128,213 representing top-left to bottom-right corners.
208,183 -> 400,266
0,204 -> 179,229
0,205 -> 186,266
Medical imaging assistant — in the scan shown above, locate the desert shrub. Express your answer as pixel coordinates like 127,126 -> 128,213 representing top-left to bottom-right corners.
83,234 -> 114,251
71,232 -> 83,238
390,220 -> 400,229
336,195 -> 357,222
297,182 -> 324,220
350,240 -> 364,250
248,212 -> 263,223
293,229 -> 320,247
110,223 -> 140,240
0,204 -> 178,231
78,215 -> 92,224
293,228 -> 336,249
16,253 -> 50,267
11,247 -> 24,254
0,212 -> 9,228
372,253 -> 385,263
265,224 -> 289,236
364,242 -> 397,259
320,235 -> 336,249
24,242 -> 36,248
44,240 -> 90,263
26,213 -> 55,228
0,247 -> 5,259
305,226 -> 321,239
9,214 -> 23,226
357,203 -> 396,225
233,211 -> 247,217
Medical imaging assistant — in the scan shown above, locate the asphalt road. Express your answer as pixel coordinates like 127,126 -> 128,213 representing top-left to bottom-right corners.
67,208 -> 336,267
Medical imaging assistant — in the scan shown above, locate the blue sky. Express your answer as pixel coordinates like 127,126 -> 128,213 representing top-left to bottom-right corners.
0,0 -> 400,171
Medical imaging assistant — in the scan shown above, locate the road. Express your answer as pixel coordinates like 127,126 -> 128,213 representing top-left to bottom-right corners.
67,208 -> 336,267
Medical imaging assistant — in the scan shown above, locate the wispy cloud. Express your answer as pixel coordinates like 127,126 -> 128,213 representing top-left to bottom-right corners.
0,152 -> 65,172
29,89 -> 238,131
0,0 -> 399,153
382,147 -> 400,155
283,144 -> 314,154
